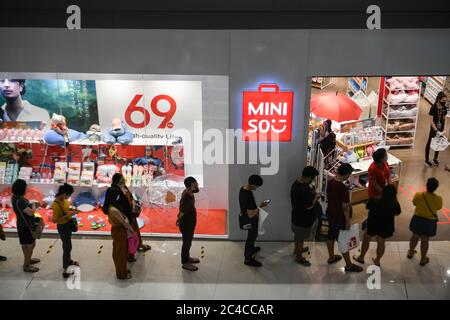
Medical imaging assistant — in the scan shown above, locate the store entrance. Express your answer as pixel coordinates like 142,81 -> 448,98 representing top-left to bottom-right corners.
309,76 -> 450,240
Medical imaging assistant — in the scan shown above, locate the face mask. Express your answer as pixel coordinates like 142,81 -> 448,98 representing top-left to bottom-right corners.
193,188 -> 200,193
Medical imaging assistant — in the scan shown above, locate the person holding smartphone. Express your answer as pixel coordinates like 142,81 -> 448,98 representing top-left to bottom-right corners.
239,175 -> 267,267
51,183 -> 79,278
290,166 -> 320,266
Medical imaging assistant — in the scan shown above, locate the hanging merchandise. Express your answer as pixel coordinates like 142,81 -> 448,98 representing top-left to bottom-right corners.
102,118 -> 133,145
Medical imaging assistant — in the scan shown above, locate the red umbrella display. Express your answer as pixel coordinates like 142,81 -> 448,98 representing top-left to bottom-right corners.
310,92 -> 362,122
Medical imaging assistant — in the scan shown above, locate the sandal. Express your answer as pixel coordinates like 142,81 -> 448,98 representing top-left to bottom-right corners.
182,263 -> 198,271
344,264 -> 364,273
188,257 -> 200,264
69,260 -> 79,266
407,250 -> 416,259
419,257 -> 430,266
353,255 -> 365,264
62,271 -> 74,278
327,255 -> 342,264
296,257 -> 311,267
372,258 -> 380,267
23,265 -> 39,273
138,245 -> 151,252
30,258 -> 40,265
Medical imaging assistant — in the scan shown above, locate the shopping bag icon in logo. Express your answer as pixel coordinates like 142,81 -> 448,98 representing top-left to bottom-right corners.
242,84 -> 294,141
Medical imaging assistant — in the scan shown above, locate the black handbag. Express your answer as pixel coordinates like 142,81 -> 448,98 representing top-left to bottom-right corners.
239,213 -> 257,230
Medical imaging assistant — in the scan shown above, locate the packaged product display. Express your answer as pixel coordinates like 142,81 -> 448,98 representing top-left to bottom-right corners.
380,76 -> 421,147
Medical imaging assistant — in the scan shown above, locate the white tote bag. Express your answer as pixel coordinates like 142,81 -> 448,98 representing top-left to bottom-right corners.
258,208 -> 269,235
337,224 -> 360,253
430,135 -> 450,152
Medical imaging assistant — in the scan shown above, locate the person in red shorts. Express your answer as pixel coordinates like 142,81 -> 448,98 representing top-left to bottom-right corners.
368,148 -> 391,200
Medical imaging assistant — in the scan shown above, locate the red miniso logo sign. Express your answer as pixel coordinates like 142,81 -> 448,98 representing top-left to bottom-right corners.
242,83 -> 294,141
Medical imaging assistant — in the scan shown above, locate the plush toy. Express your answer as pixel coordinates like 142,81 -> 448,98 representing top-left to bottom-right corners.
134,146 -> 163,166
86,124 -> 102,143
44,114 -> 86,146
102,118 -> 133,145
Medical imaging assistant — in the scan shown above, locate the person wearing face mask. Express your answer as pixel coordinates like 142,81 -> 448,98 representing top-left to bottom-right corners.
239,174 -> 268,267
102,173 -> 136,280
176,176 -> 200,271
425,92 -> 447,167
51,183 -> 79,278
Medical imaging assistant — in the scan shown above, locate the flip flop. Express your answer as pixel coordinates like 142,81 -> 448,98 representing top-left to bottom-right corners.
138,245 -> 151,252
419,257 -> 430,266
344,264 -> 364,273
328,255 -> 342,264
407,250 -> 416,259
296,257 -> 311,267
23,266 -> 39,273
353,255 -> 365,264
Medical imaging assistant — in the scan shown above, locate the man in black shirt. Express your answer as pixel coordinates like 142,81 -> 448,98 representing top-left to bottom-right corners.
177,176 -> 200,271
239,175 -> 268,267
291,166 -> 320,266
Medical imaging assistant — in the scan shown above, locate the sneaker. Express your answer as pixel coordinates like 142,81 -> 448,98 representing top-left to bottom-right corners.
182,263 -> 198,271
432,159 -> 439,166
424,160 -> 433,167
244,259 -> 263,267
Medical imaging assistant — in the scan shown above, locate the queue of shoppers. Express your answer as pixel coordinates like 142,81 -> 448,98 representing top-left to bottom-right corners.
2,159 -> 445,280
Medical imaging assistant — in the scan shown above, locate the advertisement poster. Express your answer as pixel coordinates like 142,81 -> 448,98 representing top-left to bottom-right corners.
0,79 -> 99,132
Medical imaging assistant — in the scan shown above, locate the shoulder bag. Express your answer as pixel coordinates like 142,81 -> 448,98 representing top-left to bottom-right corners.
16,199 -> 44,240
422,193 -> 439,221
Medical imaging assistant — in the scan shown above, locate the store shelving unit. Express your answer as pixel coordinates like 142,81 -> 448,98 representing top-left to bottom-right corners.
311,77 -> 334,89
424,76 -> 446,104
347,76 -> 368,97
379,76 -> 421,148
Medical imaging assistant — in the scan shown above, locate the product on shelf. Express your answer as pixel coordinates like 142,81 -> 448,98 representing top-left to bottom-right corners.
381,76 -> 421,147
4,163 -> 18,185
53,162 -> 67,184
0,162 -> 6,184
67,162 -> 81,186
80,162 -> 95,187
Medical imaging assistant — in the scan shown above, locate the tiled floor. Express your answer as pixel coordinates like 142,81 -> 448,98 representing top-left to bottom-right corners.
0,237 -> 449,300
